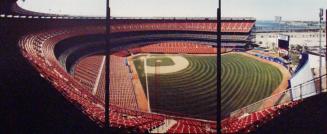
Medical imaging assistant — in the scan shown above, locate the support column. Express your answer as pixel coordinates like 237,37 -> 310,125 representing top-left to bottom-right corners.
216,0 -> 221,131
105,0 -> 111,129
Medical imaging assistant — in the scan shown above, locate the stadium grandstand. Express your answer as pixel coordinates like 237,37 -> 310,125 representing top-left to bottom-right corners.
221,17 -> 256,50
16,19 -> 223,133
0,0 -> 233,133
3,0 -> 327,133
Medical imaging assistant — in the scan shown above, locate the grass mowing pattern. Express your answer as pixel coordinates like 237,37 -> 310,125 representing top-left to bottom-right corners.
133,55 -> 217,120
221,54 -> 283,118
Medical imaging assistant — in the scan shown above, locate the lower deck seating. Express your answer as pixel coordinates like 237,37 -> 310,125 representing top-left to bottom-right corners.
74,56 -> 104,92
95,55 -> 139,110
221,101 -> 301,133
168,119 -> 216,133
73,55 -> 139,110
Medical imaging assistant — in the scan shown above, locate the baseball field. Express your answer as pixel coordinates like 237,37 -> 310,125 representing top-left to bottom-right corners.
132,53 -> 284,120
133,54 -> 217,120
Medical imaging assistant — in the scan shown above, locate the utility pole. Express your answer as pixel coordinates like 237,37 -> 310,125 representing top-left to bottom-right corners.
105,0 -> 111,130
319,8 -> 323,93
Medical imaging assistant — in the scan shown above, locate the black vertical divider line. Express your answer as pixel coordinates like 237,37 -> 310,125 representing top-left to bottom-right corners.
105,0 -> 111,131
217,0 -> 222,132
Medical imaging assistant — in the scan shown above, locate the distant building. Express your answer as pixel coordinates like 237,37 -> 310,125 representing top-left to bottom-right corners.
255,31 -> 326,49
275,16 -> 282,23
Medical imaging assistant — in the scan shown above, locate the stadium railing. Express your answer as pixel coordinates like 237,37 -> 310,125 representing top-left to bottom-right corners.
229,74 -> 326,118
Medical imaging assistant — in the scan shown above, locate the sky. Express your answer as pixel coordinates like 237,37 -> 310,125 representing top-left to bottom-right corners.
17,0 -> 326,21
223,0 -> 327,21
17,0 -> 218,17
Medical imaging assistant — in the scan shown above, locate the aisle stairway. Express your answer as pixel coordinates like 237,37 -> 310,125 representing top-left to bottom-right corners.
150,119 -> 177,133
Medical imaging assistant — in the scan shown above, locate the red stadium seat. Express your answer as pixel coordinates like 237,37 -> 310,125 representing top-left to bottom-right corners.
221,101 -> 301,133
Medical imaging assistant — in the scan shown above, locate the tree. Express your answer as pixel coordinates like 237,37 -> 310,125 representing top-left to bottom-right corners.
295,45 -> 302,52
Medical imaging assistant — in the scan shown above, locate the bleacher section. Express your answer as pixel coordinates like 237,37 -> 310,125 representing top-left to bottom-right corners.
74,56 -> 104,92
168,119 -> 214,133
73,55 -> 139,110
221,22 -> 254,33
95,55 -> 139,110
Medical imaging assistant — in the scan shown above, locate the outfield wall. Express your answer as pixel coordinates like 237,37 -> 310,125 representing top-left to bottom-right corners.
247,51 -> 289,68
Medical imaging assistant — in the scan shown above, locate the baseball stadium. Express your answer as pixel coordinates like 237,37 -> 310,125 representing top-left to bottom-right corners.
1,0 -> 220,133
1,0 -> 327,133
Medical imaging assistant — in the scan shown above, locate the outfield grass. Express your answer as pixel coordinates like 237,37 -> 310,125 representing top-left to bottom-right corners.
133,55 -> 217,120
221,54 -> 282,118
